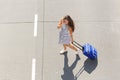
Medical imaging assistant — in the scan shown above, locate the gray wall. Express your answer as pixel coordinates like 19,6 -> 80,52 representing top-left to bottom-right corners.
0,0 -> 120,80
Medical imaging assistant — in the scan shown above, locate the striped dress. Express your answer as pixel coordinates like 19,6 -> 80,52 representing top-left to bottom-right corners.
59,24 -> 71,44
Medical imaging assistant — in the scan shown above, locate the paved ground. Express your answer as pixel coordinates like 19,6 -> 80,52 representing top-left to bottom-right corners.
0,0 -> 120,80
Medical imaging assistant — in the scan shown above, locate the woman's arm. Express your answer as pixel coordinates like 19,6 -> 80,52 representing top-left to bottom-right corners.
68,27 -> 74,42
57,18 -> 63,29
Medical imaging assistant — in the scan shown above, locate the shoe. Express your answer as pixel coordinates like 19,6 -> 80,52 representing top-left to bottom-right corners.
60,49 -> 67,54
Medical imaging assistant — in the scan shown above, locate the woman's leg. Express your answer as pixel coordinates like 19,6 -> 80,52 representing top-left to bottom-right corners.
65,44 -> 78,52
63,44 -> 67,50
60,44 -> 67,54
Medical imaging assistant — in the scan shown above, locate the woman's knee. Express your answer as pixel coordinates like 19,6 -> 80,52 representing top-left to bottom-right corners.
63,44 -> 70,47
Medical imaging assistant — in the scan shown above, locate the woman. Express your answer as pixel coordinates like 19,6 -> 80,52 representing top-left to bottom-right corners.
58,15 -> 80,54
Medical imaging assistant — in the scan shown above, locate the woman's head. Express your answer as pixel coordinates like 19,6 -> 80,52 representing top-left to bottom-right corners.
63,15 -> 75,32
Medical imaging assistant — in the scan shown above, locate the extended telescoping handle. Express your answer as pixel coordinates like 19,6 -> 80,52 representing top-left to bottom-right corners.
72,41 -> 84,51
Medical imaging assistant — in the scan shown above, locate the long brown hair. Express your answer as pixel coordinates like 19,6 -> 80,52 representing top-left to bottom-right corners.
63,15 -> 75,32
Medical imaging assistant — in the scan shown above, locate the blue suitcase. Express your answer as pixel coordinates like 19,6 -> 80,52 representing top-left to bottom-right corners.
72,41 -> 98,60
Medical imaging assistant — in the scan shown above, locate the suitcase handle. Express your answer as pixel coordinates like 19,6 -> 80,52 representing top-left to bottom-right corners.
72,41 -> 84,51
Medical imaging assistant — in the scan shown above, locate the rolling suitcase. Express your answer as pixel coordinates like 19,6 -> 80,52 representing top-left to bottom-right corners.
72,41 -> 98,60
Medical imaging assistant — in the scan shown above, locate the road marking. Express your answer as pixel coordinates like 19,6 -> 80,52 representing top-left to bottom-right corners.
32,58 -> 36,80
34,14 -> 38,37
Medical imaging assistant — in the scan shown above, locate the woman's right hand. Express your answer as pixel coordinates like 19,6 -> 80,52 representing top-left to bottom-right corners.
57,18 -> 64,29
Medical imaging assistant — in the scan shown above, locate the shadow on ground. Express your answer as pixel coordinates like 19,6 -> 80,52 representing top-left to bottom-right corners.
61,52 -> 80,80
61,52 -> 98,80
75,58 -> 98,79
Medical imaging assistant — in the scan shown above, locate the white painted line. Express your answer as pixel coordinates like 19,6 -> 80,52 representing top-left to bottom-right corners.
34,14 -> 38,37
32,58 -> 36,80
